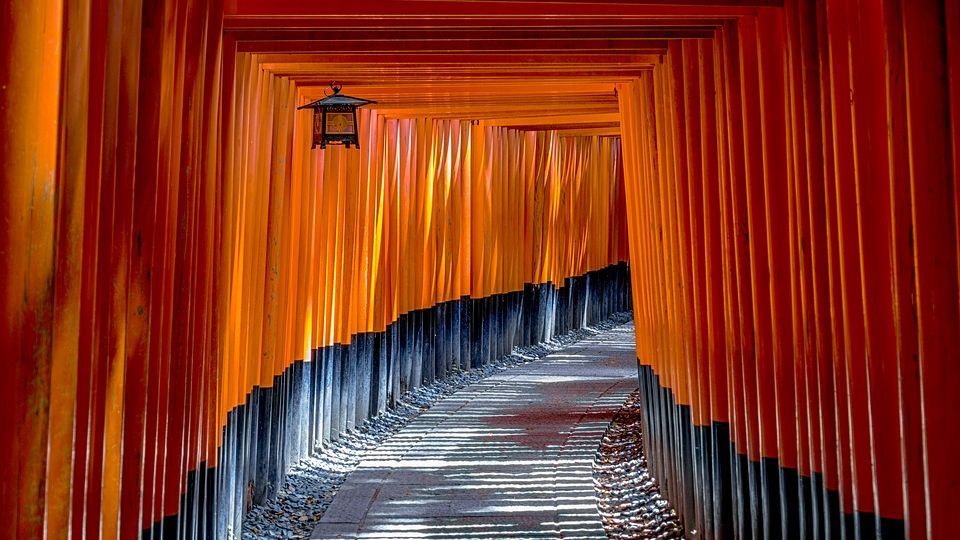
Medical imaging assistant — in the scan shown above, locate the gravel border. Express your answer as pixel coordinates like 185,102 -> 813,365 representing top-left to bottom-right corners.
594,388 -> 685,539
242,312 -> 635,539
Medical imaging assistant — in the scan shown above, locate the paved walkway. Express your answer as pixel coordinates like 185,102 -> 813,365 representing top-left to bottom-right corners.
312,323 -> 638,539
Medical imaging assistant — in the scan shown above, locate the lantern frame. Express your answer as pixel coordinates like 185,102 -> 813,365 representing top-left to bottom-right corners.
297,83 -> 376,150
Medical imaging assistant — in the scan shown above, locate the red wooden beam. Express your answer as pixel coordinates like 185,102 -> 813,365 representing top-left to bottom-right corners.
226,0 -> 777,17
223,15 -> 729,31
228,27 -> 716,40
235,38 -> 670,54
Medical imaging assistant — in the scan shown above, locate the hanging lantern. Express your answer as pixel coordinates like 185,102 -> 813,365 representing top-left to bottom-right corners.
297,83 -> 376,150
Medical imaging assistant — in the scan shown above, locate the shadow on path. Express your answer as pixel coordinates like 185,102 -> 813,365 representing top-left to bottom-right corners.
313,323 -> 638,539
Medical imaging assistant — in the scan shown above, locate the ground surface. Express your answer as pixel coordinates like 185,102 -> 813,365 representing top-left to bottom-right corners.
594,389 -> 684,539
312,323 -> 638,539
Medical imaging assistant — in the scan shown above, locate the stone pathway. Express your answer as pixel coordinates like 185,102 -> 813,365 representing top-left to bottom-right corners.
312,323 -> 638,539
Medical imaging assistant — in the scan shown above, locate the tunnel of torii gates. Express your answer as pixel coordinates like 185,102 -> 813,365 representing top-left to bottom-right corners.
1,0 -> 960,538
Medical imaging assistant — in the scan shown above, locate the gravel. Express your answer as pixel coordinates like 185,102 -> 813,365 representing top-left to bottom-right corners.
594,388 -> 685,539
242,312 -> 636,539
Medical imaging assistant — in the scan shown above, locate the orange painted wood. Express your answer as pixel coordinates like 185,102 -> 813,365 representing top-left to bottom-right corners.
3,1 -> 959,537
615,1 -> 958,535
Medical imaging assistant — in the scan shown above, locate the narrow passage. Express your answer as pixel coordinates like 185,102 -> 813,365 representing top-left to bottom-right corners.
312,323 -> 638,539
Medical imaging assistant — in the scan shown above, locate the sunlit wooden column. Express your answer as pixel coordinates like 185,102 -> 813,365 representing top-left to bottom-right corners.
0,1 -> 63,538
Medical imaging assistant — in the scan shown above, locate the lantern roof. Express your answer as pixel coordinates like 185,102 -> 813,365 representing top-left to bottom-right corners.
297,87 -> 376,110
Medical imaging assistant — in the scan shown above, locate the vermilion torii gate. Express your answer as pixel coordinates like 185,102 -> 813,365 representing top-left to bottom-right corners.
1,1 -> 958,538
